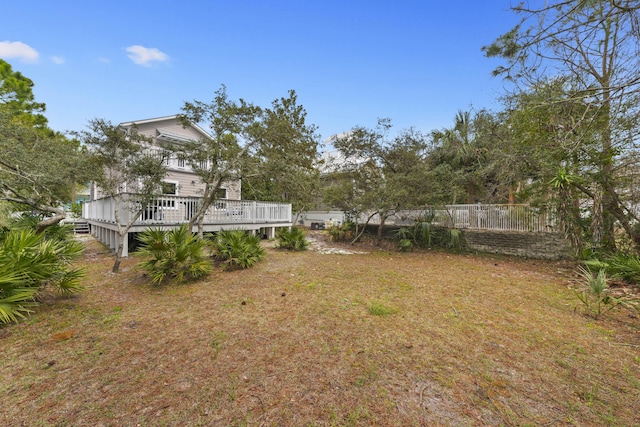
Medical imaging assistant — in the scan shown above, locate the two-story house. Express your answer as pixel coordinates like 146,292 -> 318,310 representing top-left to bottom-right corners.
82,115 -> 292,256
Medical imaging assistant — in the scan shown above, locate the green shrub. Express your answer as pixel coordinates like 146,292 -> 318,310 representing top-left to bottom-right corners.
394,220 -> 463,252
328,222 -> 354,242
442,228 -> 463,249
211,229 -> 265,270
0,229 -> 85,323
572,267 -> 639,318
137,225 -> 212,285
394,227 -> 413,252
584,252 -> 640,285
6,213 -> 75,243
606,253 -> 640,284
413,220 -> 436,247
71,202 -> 83,218
276,227 -> 309,251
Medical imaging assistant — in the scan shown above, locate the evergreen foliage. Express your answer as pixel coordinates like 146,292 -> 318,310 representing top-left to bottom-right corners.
211,229 -> 265,270
137,225 -> 212,285
0,228 -> 84,324
276,227 -> 309,251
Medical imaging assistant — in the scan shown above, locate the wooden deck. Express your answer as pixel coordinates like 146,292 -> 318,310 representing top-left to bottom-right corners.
82,194 -> 292,256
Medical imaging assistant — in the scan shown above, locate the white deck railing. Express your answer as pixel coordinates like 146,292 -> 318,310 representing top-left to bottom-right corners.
395,204 -> 556,233
82,194 -> 292,226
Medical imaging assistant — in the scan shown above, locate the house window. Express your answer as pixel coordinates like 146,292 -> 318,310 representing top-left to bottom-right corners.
215,188 -> 227,209
162,182 -> 177,195
158,181 -> 177,209
177,158 -> 185,168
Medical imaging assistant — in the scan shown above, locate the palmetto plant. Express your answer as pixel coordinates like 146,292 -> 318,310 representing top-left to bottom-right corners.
137,225 -> 212,284
395,219 -> 463,252
8,213 -> 75,242
583,252 -> 640,285
0,229 -> 84,324
573,267 -> 639,318
413,220 -> 436,247
394,227 -> 413,252
211,229 -> 265,270
276,227 -> 309,251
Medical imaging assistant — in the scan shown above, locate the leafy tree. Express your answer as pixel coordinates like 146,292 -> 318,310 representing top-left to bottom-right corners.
80,119 -> 169,272
0,59 -> 47,128
0,106 -> 87,233
484,0 -> 640,252
499,78 -> 606,251
0,62 -> 91,232
243,90 -> 321,221
178,85 -> 260,237
325,120 -> 431,243
429,110 -> 491,203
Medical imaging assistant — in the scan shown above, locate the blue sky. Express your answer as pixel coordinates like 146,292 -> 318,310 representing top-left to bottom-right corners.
2,1 -> 519,145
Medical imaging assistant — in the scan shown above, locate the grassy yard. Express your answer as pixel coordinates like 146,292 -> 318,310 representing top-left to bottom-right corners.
1,234 -> 639,426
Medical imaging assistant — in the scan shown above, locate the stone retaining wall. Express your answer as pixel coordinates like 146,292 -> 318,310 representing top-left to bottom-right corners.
462,229 -> 573,260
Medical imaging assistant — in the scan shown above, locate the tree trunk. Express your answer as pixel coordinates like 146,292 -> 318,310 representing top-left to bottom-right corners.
112,239 -> 124,273
71,181 -> 77,205
377,215 -> 387,244
350,212 -> 377,245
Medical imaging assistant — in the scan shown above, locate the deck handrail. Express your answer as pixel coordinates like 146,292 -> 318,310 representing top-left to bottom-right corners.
82,194 -> 292,225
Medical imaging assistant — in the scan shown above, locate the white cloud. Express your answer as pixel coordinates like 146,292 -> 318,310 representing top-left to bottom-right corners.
126,45 -> 169,66
0,40 -> 39,63
98,57 -> 111,64
51,56 -> 65,64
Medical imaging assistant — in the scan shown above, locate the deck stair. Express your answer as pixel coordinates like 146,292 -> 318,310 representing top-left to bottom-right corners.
72,221 -> 90,234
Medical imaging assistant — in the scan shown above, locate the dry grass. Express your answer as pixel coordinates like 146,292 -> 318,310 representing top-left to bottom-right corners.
1,233 -> 639,426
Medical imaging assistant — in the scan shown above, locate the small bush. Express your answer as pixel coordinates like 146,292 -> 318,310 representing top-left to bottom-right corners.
276,227 -> 309,251
328,222 -> 354,242
0,229 -> 85,324
211,229 -> 265,270
137,225 -> 212,284
572,267 -> 639,318
7,213 -> 75,242
394,220 -> 463,252
584,252 -> 640,285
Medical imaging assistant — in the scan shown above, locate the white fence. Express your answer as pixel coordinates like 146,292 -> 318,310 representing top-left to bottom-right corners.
395,204 -> 556,233
82,194 -> 292,226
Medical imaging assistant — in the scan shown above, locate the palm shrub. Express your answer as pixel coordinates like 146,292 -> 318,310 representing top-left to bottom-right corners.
583,252 -> 640,285
413,220 -> 436,247
328,222 -> 354,242
395,227 -> 413,252
573,267 -> 639,318
8,213 -> 75,242
211,229 -> 265,270
605,253 -> 640,284
395,219 -> 463,252
0,229 -> 85,324
441,228 -> 463,249
137,225 -> 212,284
276,227 -> 309,251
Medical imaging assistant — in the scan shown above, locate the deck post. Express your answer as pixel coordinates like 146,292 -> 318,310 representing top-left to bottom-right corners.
265,226 -> 275,239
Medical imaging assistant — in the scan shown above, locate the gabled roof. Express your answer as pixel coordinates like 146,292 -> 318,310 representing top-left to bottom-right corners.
119,114 -> 211,140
